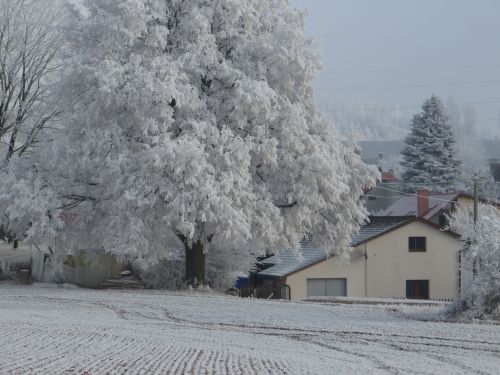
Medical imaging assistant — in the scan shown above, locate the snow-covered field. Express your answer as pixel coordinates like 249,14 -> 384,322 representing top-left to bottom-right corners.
0,284 -> 499,374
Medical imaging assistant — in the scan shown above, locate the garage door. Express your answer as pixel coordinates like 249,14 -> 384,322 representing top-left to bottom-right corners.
307,278 -> 347,297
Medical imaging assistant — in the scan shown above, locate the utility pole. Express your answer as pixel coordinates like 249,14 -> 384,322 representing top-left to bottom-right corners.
472,176 -> 479,278
473,177 -> 478,224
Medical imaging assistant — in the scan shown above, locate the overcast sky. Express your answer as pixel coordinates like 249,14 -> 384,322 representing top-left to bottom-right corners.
291,0 -> 500,137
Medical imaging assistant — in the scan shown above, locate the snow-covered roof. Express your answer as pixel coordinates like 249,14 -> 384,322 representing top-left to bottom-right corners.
379,192 -> 459,219
350,218 -> 411,245
258,241 -> 327,278
258,218 -> 410,279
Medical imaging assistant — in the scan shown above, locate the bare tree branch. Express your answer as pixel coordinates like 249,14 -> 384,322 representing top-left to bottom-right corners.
0,0 -> 62,165
275,201 -> 298,209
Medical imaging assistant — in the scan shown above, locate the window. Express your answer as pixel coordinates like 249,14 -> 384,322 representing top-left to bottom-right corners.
438,215 -> 448,228
409,237 -> 426,252
406,280 -> 429,299
307,278 -> 347,297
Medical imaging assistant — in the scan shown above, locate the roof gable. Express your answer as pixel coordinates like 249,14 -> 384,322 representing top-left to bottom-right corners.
257,218 -> 459,279
258,217 -> 454,279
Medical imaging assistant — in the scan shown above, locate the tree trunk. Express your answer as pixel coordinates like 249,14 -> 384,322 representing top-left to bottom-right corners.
185,240 -> 205,287
6,128 -> 18,162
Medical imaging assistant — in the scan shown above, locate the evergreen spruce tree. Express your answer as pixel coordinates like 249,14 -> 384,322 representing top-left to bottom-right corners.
401,95 -> 460,191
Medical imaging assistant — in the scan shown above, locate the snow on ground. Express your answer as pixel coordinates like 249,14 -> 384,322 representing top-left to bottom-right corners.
0,284 -> 499,374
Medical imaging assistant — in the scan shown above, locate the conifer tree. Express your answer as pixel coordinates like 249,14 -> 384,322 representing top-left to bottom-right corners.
401,95 -> 460,191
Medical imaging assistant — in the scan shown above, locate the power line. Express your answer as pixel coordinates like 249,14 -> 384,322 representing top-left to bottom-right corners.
374,186 -> 463,204
372,184 -> 499,203
322,100 -> 500,113
374,182 -> 500,192
323,105 -> 417,113
476,117 -> 500,123
377,179 -> 497,186
365,188 -> 496,210
319,63 -> 500,76
316,79 -> 500,91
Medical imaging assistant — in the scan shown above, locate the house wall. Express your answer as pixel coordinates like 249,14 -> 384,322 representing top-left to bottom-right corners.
286,249 -> 366,300
61,250 -> 124,288
456,196 -> 474,207
365,221 -> 461,300
285,221 -> 462,301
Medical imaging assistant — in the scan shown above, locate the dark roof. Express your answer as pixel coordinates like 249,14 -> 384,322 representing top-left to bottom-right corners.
258,217 -> 411,279
381,171 -> 398,182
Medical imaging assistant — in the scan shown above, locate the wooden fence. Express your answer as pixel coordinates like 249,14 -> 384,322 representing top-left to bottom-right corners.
239,284 -> 290,300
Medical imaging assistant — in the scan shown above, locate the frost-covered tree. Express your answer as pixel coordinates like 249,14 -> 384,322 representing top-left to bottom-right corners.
0,0 -> 62,166
0,0 -> 63,246
1,0 -> 378,286
446,99 -> 485,174
448,204 -> 500,318
401,95 -> 460,191
446,99 -> 496,199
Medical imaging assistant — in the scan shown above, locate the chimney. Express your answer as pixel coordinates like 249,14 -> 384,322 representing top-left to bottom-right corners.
417,190 -> 430,217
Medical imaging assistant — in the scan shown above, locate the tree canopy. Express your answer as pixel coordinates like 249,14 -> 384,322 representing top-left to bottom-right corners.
0,0 -> 378,286
448,204 -> 500,318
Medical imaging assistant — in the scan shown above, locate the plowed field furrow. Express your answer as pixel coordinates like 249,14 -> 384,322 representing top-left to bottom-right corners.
1,285 -> 499,374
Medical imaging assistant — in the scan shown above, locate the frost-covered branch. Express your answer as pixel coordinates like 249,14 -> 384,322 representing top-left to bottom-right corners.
448,204 -> 500,318
275,201 -> 298,209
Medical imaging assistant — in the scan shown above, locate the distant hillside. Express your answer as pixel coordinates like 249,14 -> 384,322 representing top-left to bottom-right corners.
323,100 -> 412,141
360,140 -> 500,164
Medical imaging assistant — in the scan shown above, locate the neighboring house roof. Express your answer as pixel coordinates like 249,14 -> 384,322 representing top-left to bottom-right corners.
379,191 -> 499,218
379,192 -> 460,219
258,217 -> 411,279
381,171 -> 397,182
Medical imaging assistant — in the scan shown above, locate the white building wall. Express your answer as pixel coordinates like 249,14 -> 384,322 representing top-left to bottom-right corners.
366,221 -> 460,300
286,249 -> 366,300
285,221 -> 462,300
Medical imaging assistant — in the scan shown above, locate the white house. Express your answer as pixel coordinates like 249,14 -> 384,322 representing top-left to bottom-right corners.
255,217 -> 463,301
